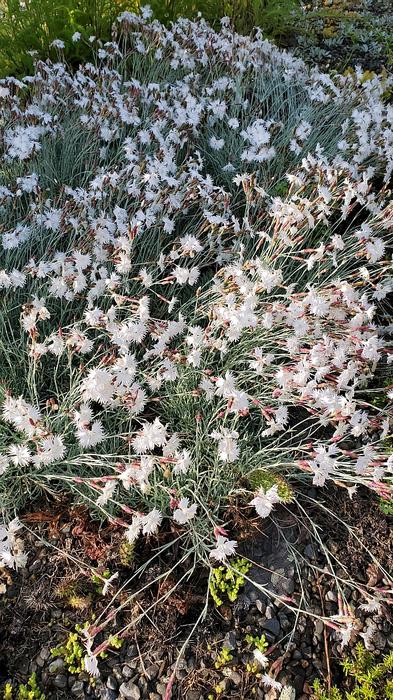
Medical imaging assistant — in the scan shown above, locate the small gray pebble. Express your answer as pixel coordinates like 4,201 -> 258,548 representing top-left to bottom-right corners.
223,631 -> 237,650
146,664 -> 159,680
49,658 -> 65,674
107,675 -> 118,690
53,674 -> 68,689
226,669 -> 242,685
262,617 -> 281,637
304,544 -> 317,560
71,681 -> 85,695
122,665 -> 134,679
119,681 -> 141,700
314,620 -> 324,637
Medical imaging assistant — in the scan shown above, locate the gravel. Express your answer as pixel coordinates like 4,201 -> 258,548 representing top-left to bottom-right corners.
118,681 -> 141,699
2,496 -> 392,700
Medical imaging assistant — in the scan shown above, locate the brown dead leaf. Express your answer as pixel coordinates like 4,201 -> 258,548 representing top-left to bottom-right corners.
366,562 -> 382,587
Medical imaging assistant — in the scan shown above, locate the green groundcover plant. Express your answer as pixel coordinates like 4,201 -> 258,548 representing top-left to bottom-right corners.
0,11 -> 392,688
312,644 -> 393,700
295,0 -> 393,71
2,0 -> 392,79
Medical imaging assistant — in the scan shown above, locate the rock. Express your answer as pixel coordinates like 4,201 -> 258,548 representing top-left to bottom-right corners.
223,631 -> 237,650
156,683 -> 167,696
262,617 -> 281,637
146,664 -> 159,680
122,665 -> 134,679
278,613 -> 291,631
100,689 -> 117,700
292,673 -> 305,694
40,647 -> 50,660
119,681 -> 141,700
304,544 -> 317,560
71,681 -> 85,695
107,675 -> 118,690
48,658 -> 65,674
226,669 -> 242,685
234,593 -> 251,615
372,630 -> 386,650
265,605 -> 275,620
125,644 -> 138,660
314,620 -> 324,637
279,687 -> 296,700
112,666 -> 123,682
138,678 -> 148,695
53,674 -> 68,689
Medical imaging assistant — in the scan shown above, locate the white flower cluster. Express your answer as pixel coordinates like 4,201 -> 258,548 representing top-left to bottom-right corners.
0,12 -> 392,574
0,518 -> 27,582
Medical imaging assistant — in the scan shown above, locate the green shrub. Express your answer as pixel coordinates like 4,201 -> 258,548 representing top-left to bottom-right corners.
312,644 -> 393,700
0,0 -> 135,77
0,0 -> 303,78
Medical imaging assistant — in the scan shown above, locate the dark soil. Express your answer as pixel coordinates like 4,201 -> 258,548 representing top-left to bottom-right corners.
0,488 -> 392,699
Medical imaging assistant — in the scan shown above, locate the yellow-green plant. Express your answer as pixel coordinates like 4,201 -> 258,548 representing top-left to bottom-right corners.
209,557 -> 251,607
214,645 -> 234,669
56,579 -> 92,610
106,635 -> 123,650
2,684 -> 12,700
118,540 -> 135,567
2,673 -> 45,700
51,630 -> 86,675
312,644 -> 393,700
245,633 -> 268,654
51,623 -> 123,677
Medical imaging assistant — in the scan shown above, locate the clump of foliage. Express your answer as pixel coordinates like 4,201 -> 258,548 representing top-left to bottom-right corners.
0,0 -> 135,77
2,673 -> 45,700
214,645 -> 234,669
51,628 -> 87,675
379,498 -> 393,516
209,557 -> 251,606
56,579 -> 92,611
118,540 -> 135,567
148,0 -> 301,43
0,0 -> 303,78
295,0 -> 393,70
245,633 -> 268,654
312,644 -> 393,700
51,624 -> 123,677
